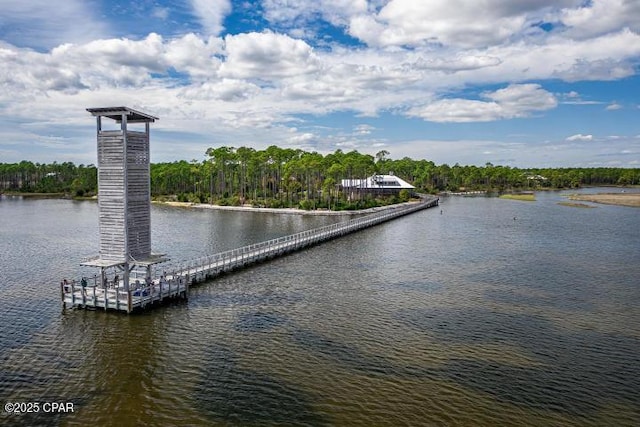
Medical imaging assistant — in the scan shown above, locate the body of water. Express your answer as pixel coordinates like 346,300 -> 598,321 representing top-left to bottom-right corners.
1,189 -> 639,426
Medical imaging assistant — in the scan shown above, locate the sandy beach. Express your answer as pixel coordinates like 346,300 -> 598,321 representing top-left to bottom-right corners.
568,192 -> 640,207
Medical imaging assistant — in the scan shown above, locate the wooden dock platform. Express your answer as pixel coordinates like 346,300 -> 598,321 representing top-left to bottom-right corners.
62,195 -> 438,313
61,275 -> 188,313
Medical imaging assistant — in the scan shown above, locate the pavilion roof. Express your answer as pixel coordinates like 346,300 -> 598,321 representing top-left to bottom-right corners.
86,106 -> 158,123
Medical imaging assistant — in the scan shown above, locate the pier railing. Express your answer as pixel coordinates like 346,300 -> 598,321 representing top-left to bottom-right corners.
172,195 -> 438,282
61,272 -> 189,312
62,195 -> 438,312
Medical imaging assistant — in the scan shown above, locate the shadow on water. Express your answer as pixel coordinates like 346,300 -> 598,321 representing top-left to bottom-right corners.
395,307 -> 640,417
0,298 -> 58,360
187,274 -> 306,310
290,329 -> 402,377
375,278 -> 444,294
192,343 -> 329,426
275,302 -> 639,419
234,310 -> 290,333
190,289 -> 304,309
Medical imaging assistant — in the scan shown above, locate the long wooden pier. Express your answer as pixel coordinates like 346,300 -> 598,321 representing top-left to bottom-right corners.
61,195 -> 438,313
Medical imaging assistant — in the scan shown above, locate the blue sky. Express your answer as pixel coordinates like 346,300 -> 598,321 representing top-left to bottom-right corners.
0,0 -> 639,167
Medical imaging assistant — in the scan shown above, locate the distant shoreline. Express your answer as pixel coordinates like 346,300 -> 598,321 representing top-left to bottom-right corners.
0,192 -> 424,215
152,200 -> 423,216
0,191 -> 68,198
567,193 -> 640,207
4,190 -> 638,209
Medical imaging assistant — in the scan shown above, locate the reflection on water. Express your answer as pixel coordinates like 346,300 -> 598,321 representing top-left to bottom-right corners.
1,190 -> 639,426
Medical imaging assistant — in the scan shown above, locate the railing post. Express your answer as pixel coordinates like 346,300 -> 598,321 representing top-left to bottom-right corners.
60,281 -> 66,310
82,280 -> 87,306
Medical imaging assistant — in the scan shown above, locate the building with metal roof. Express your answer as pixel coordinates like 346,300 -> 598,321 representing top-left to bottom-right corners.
340,173 -> 415,198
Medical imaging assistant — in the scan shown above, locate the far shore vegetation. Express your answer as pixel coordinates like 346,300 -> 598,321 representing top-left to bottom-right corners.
1,146 -> 639,211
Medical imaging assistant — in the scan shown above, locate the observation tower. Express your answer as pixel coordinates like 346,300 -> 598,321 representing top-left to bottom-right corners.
82,107 -> 168,292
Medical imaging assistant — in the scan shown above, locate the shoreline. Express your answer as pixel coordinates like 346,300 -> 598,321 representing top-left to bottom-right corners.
0,191 -> 68,198
0,192 -> 426,215
567,193 -> 640,207
152,200 -> 425,216
6,190 -> 638,209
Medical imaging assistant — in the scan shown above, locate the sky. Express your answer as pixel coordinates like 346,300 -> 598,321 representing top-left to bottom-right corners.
0,0 -> 639,168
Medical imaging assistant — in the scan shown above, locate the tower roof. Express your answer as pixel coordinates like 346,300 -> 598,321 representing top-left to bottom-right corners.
86,106 -> 158,123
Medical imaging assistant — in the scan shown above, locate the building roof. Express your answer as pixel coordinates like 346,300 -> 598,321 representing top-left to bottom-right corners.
86,106 -> 158,123
341,174 -> 415,189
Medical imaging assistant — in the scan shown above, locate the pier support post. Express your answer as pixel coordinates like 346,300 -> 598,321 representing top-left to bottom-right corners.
60,282 -> 66,310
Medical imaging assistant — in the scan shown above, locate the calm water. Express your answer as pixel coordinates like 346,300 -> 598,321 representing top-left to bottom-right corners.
1,189 -> 639,426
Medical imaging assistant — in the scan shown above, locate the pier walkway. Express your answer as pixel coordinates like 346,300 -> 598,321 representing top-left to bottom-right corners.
62,195 -> 438,313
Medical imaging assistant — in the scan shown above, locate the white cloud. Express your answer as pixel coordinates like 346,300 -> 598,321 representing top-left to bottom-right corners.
262,0 -> 368,29
286,132 -> 317,145
559,91 -> 603,105
354,124 -> 375,135
606,102 -> 623,110
566,134 -> 593,141
348,0 -> 579,48
178,79 -> 260,102
165,34 -> 224,78
385,135 -> 640,168
479,28 -> 640,84
408,84 -> 557,123
259,0 -> 640,55
0,33 -> 225,97
410,99 -> 504,123
190,0 -> 232,36
486,84 -> 557,111
153,7 -> 170,20
560,0 -> 640,39
410,55 -> 502,72
219,32 -> 321,80
0,0 -> 108,50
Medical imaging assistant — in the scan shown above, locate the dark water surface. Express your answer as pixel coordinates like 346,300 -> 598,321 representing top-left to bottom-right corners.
1,189 -> 639,426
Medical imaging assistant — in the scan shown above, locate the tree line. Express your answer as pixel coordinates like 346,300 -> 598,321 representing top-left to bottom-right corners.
0,160 -> 97,196
2,147 -> 639,209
